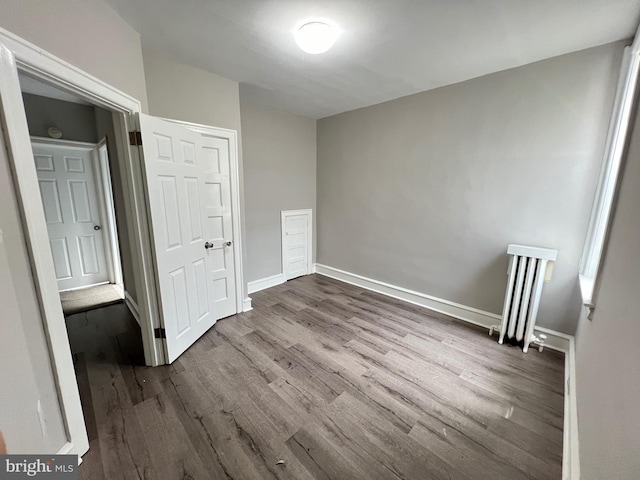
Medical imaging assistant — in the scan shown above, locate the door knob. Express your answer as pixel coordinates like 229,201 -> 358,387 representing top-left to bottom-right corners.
204,242 -> 214,249
94,225 -> 101,231
224,241 -> 232,247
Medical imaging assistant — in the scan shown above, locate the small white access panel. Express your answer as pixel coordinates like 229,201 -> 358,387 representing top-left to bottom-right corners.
33,142 -> 109,291
138,113 -> 238,363
282,209 -> 312,280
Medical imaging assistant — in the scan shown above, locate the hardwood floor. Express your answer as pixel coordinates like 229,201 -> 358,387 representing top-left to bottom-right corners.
68,274 -> 564,480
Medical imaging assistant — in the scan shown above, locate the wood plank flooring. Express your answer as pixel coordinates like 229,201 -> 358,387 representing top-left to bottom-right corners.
68,274 -> 564,480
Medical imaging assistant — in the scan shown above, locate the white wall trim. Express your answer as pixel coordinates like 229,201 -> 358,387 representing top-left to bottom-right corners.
580,42 -> 640,308
0,41 -> 89,458
115,112 -> 163,367
248,273 -> 286,294
56,442 -> 74,455
316,263 -> 500,327
315,264 -> 571,353
124,291 -> 140,326
56,442 -> 83,465
29,136 -> 97,149
0,28 -> 140,114
315,264 -> 578,476
1,26 -> 162,367
563,337 -> 580,480
315,263 -> 578,478
95,138 -> 123,289
243,297 -> 253,312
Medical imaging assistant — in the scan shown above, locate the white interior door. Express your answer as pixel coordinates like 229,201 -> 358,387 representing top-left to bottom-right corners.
282,209 -> 312,280
138,114 -> 237,363
201,134 -> 238,320
33,142 -> 109,291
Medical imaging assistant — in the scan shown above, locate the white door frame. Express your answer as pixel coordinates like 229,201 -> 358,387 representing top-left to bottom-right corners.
30,136 -> 124,293
281,209 -> 313,279
0,26 -> 249,453
0,29 -> 163,365
96,138 -> 124,294
0,28 -> 160,457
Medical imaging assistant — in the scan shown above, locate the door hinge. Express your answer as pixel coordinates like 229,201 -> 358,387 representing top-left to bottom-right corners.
154,327 -> 166,339
129,131 -> 142,146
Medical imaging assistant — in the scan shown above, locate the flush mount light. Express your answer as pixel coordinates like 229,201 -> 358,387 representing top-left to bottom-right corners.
294,21 -> 340,54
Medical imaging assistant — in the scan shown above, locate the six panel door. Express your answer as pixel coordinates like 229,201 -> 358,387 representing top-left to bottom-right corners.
139,114 -> 237,363
33,143 -> 109,291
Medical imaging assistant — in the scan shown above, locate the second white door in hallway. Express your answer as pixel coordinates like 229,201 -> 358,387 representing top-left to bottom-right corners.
34,141 -> 108,291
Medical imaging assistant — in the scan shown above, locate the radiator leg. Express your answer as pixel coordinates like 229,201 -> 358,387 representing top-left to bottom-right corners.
537,333 -> 547,353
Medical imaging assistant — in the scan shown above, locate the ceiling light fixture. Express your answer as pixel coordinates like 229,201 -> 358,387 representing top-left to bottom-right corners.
294,21 -> 340,54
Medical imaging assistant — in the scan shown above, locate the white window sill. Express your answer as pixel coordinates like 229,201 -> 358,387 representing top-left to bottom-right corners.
579,274 -> 596,318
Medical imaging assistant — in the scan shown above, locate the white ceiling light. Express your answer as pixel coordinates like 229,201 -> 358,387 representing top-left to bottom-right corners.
294,21 -> 340,54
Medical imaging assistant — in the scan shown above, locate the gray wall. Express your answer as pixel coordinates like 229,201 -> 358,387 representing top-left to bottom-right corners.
0,0 -> 148,111
240,99 -> 317,282
143,44 -> 249,295
0,125 -> 66,453
574,93 -> 640,479
143,44 -> 242,132
22,93 -> 98,142
317,41 -> 624,334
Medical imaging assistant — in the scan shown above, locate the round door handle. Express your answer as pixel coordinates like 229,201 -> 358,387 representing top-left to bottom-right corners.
225,241 -> 232,247
204,242 -> 214,250
94,225 -> 101,231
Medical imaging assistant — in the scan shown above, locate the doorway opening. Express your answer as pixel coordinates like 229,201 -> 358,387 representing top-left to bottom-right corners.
21,78 -> 129,315
17,73 -> 149,457
0,30 -> 247,458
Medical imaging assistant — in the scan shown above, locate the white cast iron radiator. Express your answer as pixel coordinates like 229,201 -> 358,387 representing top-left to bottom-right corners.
490,244 -> 558,353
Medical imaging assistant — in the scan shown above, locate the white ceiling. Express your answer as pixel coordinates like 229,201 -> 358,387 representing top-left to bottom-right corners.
104,0 -> 640,119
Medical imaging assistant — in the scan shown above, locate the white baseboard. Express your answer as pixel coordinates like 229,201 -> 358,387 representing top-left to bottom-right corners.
247,273 -> 285,294
563,337 -> 580,480
316,263 -> 500,328
315,263 -> 578,479
124,291 -> 140,327
535,325 -> 572,353
311,263 -> 317,274
315,264 -> 571,353
243,297 -> 253,312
